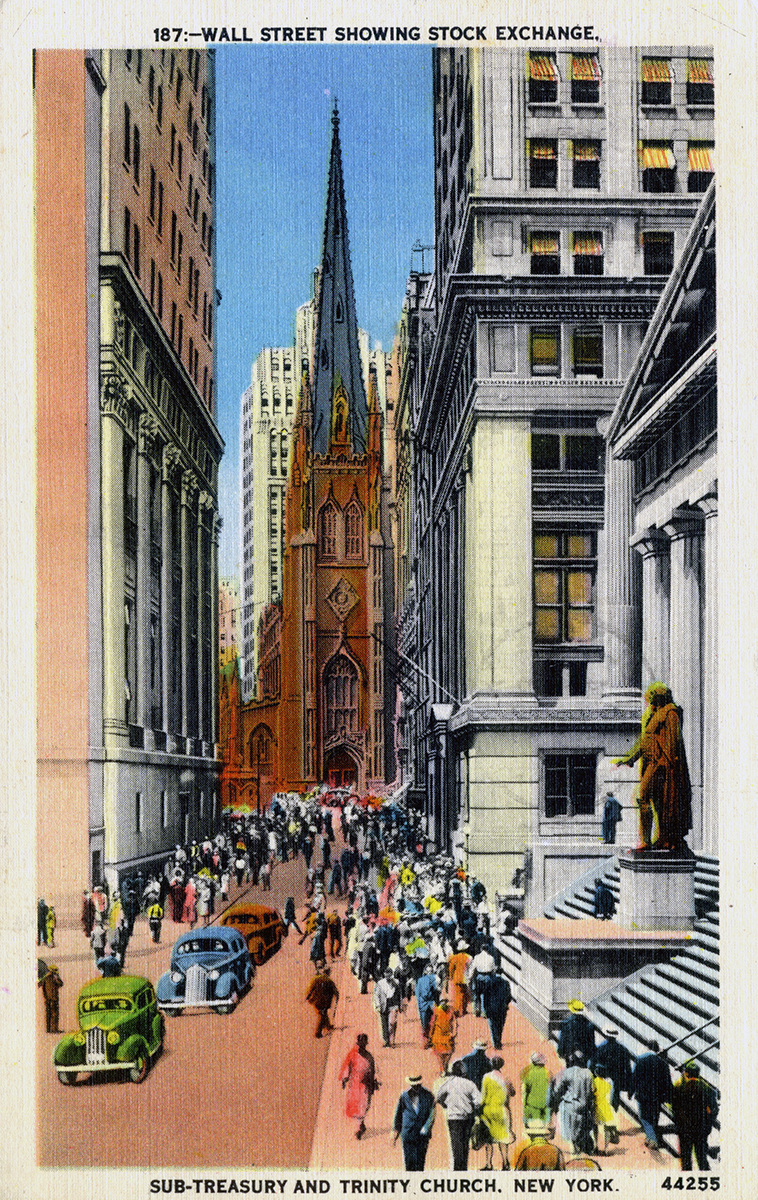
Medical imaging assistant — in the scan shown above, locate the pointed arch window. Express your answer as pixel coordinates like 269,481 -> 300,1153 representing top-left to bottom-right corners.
335,296 -> 344,322
324,655 -> 358,737
344,500 -> 364,558
318,501 -> 338,561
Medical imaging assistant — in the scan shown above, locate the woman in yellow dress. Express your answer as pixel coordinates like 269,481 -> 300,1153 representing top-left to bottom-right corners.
592,1065 -> 617,1153
481,1056 -> 516,1169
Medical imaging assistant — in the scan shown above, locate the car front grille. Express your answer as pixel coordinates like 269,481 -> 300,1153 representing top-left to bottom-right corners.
184,963 -> 207,1006
86,1026 -> 107,1064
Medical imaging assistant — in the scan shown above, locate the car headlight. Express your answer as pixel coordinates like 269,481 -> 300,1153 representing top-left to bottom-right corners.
171,971 -> 183,984
74,1033 -> 86,1046
107,1030 -> 120,1045
208,969 -> 220,981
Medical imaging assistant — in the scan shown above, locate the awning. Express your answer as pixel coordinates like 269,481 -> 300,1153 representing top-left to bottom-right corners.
573,233 -> 603,256
688,144 -> 714,172
531,233 -> 560,255
686,58 -> 713,83
529,53 -> 558,81
571,140 -> 601,161
529,140 -> 557,160
571,54 -> 601,81
640,143 -> 676,170
641,58 -> 671,83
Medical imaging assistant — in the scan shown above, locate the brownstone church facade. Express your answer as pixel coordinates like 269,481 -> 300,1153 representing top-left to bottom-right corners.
223,109 -> 395,808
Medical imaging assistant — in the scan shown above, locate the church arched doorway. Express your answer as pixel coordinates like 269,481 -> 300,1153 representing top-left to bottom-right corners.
324,747 -> 358,790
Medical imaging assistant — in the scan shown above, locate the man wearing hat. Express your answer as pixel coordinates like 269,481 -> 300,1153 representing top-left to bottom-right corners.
590,1027 -> 634,1116
557,999 -> 597,1064
481,970 -> 512,1050
630,1040 -> 672,1150
671,1061 -> 718,1172
513,1121 -> 564,1170
458,1038 -> 493,1090
38,961 -> 63,1033
393,1074 -> 435,1171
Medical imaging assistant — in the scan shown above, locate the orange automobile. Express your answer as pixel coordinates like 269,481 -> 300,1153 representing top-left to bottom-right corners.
219,903 -> 285,965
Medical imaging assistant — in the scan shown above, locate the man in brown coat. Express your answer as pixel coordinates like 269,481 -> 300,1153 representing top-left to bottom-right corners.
513,1121 -> 564,1170
38,963 -> 63,1033
305,965 -> 339,1037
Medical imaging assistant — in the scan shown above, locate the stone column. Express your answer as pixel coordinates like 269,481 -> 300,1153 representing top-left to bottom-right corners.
136,414 -> 157,736
197,492 -> 213,750
696,490 -> 718,857
161,447 -> 181,740
100,374 -> 131,742
662,507 -> 704,852
602,451 -> 641,702
630,526 -> 671,686
180,471 -> 198,743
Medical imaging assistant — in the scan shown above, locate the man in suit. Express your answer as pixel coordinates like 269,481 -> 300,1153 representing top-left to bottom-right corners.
458,1038 -> 492,1089
393,1074 -> 436,1170
631,1040 -> 672,1149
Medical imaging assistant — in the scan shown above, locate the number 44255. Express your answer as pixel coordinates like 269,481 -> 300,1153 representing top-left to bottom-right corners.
662,1180 -> 719,1191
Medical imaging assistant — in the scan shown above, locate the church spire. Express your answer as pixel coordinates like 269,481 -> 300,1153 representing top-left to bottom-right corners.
312,104 -> 367,456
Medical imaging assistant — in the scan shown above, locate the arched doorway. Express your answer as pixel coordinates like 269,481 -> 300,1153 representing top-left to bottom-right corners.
324,747 -> 358,790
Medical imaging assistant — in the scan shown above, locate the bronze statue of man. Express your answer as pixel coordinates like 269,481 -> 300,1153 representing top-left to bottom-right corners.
613,682 -> 692,853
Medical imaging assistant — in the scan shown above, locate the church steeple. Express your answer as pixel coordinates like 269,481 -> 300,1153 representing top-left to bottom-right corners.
312,104 -> 367,456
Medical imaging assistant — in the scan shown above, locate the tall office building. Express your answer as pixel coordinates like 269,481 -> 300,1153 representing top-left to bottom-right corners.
37,49 -> 224,897
408,46 -> 714,908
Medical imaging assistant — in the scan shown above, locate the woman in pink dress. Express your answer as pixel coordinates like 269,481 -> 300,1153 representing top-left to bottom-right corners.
339,1033 -> 379,1140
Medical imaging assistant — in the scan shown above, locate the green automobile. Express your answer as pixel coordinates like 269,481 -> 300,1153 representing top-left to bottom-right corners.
53,975 -> 163,1085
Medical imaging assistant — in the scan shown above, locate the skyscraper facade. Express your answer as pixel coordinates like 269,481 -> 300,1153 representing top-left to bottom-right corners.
408,46 -> 714,908
37,48 -> 223,896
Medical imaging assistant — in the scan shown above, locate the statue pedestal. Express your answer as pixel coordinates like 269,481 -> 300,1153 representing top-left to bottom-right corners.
517,918 -> 693,1038
616,850 -> 695,931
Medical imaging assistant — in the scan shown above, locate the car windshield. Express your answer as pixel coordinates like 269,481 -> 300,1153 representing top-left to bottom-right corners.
177,939 -> 229,954
81,997 -> 132,1012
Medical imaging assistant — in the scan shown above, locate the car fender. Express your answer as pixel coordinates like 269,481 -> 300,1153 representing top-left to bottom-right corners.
53,1034 -> 83,1066
214,971 -> 237,1000
156,972 -> 181,1002
117,1034 -> 149,1065
151,1012 -> 164,1051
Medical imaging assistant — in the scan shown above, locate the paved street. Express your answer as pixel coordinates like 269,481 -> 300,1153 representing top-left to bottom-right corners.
38,840 -> 673,1172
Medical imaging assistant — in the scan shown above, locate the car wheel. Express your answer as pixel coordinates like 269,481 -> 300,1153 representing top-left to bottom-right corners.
129,1054 -> 149,1083
217,990 -> 238,1015
57,1071 -> 77,1085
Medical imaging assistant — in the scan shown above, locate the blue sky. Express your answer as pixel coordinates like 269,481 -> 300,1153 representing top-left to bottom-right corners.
214,46 -> 435,576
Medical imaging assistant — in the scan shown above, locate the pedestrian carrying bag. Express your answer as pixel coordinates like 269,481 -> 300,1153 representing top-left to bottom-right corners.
470,1118 -> 492,1150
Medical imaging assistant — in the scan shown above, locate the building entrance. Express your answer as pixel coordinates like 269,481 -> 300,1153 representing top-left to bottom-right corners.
325,747 -> 358,789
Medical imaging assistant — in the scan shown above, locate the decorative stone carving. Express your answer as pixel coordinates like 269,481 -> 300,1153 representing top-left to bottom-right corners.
100,372 -> 133,430
138,413 -> 160,457
326,578 -> 359,622
181,470 -> 199,507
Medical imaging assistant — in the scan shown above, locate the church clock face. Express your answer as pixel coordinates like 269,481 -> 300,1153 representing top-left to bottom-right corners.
326,577 -> 359,622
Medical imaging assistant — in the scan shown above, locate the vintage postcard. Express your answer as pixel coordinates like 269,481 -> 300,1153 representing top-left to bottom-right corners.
2,0 -> 757,1198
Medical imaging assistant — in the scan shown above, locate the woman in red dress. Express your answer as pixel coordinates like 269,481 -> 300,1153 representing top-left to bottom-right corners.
339,1033 -> 379,1139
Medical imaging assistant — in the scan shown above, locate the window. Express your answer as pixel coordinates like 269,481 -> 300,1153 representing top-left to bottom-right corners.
187,172 -> 193,210
543,753 -> 596,817
642,231 -> 675,276
157,273 -> 163,320
532,433 -> 604,473
572,140 -> 601,189
688,143 -> 714,193
149,167 -> 156,222
345,502 -> 364,558
528,53 -> 558,103
570,54 -> 601,104
148,66 -> 155,104
534,531 -> 596,643
641,58 -> 672,106
529,140 -> 558,188
530,232 -> 560,275
177,314 -> 183,357
177,141 -> 183,180
135,791 -> 143,834
686,58 -> 714,106
573,232 -> 603,276
133,223 -> 140,277
535,661 -> 588,698
170,212 -> 177,263
156,86 -> 163,127
318,502 -> 338,560
157,182 -> 164,236
572,327 -> 603,377
133,125 -> 140,185
124,206 -> 131,259
123,103 -> 131,165
188,256 -> 194,302
530,326 -> 560,376
324,655 -> 359,737
640,142 -> 676,193
177,230 -> 183,280
176,70 -> 183,103
170,124 -> 176,168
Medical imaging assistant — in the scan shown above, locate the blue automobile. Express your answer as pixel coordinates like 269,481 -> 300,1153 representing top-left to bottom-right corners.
157,926 -> 253,1015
